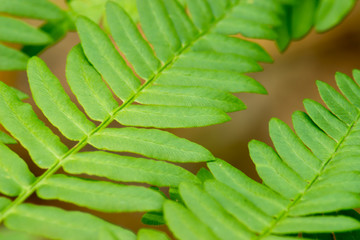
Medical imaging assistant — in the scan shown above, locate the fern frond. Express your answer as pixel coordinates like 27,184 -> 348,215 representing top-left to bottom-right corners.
0,0 -> 291,238
276,0 -> 356,50
0,0 -> 358,239
164,70 -> 360,239
137,229 -> 170,240
0,0 -> 66,70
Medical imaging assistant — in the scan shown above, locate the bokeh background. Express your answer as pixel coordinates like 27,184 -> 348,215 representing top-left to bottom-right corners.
1,0 -> 360,236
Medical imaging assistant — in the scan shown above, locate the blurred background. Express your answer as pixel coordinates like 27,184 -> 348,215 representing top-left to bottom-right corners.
1,0 -> 360,235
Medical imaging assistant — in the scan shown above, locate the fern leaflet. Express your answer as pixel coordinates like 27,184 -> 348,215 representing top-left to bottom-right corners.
164,70 -> 360,240
0,0 -> 65,70
0,0 -> 289,238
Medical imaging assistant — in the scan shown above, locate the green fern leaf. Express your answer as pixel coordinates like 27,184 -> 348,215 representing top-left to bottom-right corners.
64,152 -> 200,187
65,45 -> 119,121
37,174 -> 164,212
137,229 -> 170,240
164,200 -> 220,240
76,17 -> 140,100
0,143 -> 35,197
164,70 -> 360,239
106,2 -> 160,79
0,45 -> 29,71
0,228 -> 37,240
27,58 -> 96,140
276,0 -> 356,50
0,131 -> 16,144
0,0 -> 64,20
315,0 -> 356,32
1,0 -> 357,239
4,204 -> 136,240
0,0 -> 287,236
0,0 -> 65,70
0,17 -> 52,45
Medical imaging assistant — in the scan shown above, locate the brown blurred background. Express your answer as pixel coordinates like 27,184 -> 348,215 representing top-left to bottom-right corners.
1,0 -> 360,236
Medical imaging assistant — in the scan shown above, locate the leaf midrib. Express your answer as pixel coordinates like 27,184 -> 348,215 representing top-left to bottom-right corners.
0,1 -> 238,222
258,112 -> 360,239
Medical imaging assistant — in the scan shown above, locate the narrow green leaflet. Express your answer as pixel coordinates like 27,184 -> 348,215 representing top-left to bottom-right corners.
196,168 -> 214,183
116,105 -> 230,128
22,16 -> 73,57
206,0 -> 229,18
273,216 -> 360,234
249,140 -> 307,198
0,131 -> 16,144
173,51 -> 262,73
164,201 -> 219,240
335,210 -> 360,240
27,57 -> 96,140
231,4 -> 281,26
317,81 -> 358,125
336,72 -> 360,108
208,159 -> 289,216
37,174 -> 164,212
0,228 -> 36,240
304,99 -> 348,142
269,118 -> 322,180
215,9 -> 278,39
192,33 -> 273,63
63,151 -> 200,187
4,204 -> 136,240
162,0 -> 198,45
0,17 -> 52,45
66,45 -> 118,122
89,128 -> 214,162
0,143 -> 35,196
141,211 -> 165,226
179,182 -> 255,240
0,82 -> 68,168
185,0 -> 214,31
289,190 -> 360,216
0,198 -> 11,211
106,1 -> 160,80
0,44 -> 29,71
264,236 -> 313,240
157,68 -> 266,93
76,17 -> 140,101
0,0 -> 64,20
204,179 -> 273,233
315,0 -> 356,32
10,88 -> 28,101
290,0 -> 317,39
137,0 -> 181,63
137,229 -> 170,240
69,0 -> 139,24
292,111 -> 337,161
137,85 -> 245,112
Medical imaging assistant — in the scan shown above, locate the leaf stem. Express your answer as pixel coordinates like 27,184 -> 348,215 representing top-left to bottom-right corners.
258,112 -> 360,239
0,2 -> 236,223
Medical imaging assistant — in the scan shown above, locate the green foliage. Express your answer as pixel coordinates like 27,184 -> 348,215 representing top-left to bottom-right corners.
0,0 -> 140,70
0,0 -> 359,239
276,0 -> 356,50
164,71 -> 360,239
0,0 -> 66,70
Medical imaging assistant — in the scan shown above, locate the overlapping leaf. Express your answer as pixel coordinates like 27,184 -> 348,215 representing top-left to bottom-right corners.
0,0 -> 291,238
164,70 -> 360,239
276,0 -> 357,50
0,0 -> 358,239
0,0 -> 66,70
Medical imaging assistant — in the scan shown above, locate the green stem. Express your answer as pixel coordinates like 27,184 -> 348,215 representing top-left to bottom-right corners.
0,2 -> 237,223
258,112 -> 360,239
